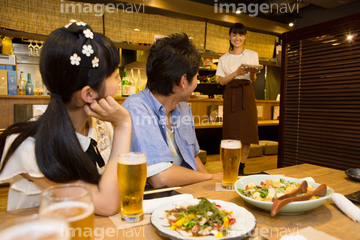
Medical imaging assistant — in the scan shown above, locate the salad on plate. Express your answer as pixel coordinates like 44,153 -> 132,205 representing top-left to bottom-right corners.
152,197 -> 256,239
238,178 -> 318,202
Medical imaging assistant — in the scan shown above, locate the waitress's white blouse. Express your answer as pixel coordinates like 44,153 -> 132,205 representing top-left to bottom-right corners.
0,117 -> 113,211
216,49 -> 259,81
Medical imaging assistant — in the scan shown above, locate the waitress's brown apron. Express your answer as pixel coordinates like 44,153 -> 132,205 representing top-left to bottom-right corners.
222,79 -> 259,144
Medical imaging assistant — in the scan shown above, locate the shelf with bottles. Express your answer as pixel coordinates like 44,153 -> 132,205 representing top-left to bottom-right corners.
117,67 -> 145,98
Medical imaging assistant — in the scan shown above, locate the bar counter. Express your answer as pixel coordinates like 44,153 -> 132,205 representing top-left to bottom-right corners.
0,95 -> 279,129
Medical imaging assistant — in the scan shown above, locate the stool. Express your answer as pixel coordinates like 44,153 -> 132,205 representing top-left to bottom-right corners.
198,149 -> 207,164
259,140 -> 278,155
248,144 -> 263,158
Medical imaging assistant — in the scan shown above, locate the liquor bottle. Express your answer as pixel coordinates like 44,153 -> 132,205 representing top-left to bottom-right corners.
17,71 -> 26,95
128,69 -> 136,95
137,69 -> 142,93
25,72 -> 34,95
121,68 -> 130,97
115,69 -> 122,97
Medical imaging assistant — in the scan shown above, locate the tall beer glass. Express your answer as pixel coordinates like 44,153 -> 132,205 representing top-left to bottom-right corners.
220,140 -> 241,189
0,216 -> 70,240
117,152 -> 147,223
39,184 -> 94,240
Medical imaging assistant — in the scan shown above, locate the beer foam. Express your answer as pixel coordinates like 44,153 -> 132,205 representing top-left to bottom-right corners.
40,201 -> 94,223
221,140 -> 241,149
118,152 -> 146,165
0,219 -> 69,240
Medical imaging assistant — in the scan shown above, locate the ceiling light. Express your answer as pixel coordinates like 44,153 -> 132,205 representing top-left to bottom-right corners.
289,22 -> 294,27
347,35 -> 353,40
134,29 -> 140,32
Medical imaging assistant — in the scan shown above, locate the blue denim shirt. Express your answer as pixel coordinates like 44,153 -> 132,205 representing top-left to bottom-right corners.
122,88 -> 200,173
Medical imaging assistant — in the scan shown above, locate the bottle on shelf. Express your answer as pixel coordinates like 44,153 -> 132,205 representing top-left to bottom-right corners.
1,36 -> 13,55
25,72 -> 34,95
128,69 -> 136,95
115,69 -> 122,97
121,68 -> 130,97
17,71 -> 26,95
136,69 -> 142,93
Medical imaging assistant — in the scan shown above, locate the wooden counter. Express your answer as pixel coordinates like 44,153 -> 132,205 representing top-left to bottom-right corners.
195,120 -> 279,129
0,95 -> 279,129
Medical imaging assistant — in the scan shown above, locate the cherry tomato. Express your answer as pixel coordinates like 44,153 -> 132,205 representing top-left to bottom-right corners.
261,181 -> 266,185
245,185 -> 249,190
215,204 -> 221,208
228,218 -> 236,225
213,224 -> 222,229
191,225 -> 200,234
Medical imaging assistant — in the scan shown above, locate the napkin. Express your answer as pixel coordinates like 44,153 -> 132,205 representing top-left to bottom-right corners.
108,214 -> 151,230
108,194 -> 194,230
215,183 -> 235,192
301,177 -> 315,183
280,226 -> 340,240
332,193 -> 360,222
143,193 -> 194,214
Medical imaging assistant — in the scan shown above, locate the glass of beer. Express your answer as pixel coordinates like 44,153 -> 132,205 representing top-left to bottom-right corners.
39,184 -> 94,240
0,215 -> 70,240
220,139 -> 242,189
117,152 -> 147,223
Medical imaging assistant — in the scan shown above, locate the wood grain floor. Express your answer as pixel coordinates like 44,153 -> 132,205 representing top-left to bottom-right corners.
0,155 -> 277,212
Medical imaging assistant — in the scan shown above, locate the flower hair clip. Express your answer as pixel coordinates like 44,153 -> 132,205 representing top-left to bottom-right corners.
70,53 -> 81,66
92,57 -> 99,68
64,21 -> 100,69
83,29 -> 94,39
82,45 -> 94,57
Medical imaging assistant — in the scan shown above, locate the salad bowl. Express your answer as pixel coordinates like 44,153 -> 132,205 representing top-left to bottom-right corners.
235,175 -> 334,214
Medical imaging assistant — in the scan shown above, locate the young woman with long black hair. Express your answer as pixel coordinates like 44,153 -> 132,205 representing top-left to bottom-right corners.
0,22 -> 131,215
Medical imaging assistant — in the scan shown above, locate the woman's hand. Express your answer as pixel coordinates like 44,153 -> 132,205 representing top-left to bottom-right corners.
235,65 -> 249,76
84,96 -> 131,127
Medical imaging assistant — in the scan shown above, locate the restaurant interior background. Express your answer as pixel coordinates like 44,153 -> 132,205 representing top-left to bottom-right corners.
0,0 -> 359,169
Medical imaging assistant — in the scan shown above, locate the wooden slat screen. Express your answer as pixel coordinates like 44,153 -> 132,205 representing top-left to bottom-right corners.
279,13 -> 360,170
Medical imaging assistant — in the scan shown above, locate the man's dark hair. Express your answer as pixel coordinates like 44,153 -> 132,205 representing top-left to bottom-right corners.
146,33 -> 202,96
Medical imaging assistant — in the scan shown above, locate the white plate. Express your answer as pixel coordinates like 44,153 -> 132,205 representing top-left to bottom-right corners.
195,95 -> 209,99
150,198 -> 256,240
235,175 -> 334,214
241,64 -> 263,70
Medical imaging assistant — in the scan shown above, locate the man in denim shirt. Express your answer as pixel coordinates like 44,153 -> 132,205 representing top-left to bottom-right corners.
122,33 -> 222,188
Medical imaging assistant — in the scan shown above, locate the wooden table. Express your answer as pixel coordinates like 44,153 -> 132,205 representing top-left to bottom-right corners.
1,164 -> 359,239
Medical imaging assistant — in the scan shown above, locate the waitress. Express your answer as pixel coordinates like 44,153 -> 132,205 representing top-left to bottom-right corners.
216,22 -> 260,175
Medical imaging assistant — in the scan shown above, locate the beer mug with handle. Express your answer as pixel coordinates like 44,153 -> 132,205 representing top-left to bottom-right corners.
39,184 -> 95,240
117,152 -> 147,223
220,139 -> 242,189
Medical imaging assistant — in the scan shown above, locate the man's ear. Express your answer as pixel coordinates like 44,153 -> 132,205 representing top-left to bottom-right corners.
179,74 -> 187,89
80,86 -> 98,103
